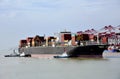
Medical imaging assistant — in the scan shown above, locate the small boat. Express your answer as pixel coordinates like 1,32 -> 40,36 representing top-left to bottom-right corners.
4,50 -> 31,57
54,52 -> 70,58
4,54 -> 31,57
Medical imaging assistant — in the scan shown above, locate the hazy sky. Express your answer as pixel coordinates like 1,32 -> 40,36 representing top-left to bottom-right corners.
0,0 -> 120,52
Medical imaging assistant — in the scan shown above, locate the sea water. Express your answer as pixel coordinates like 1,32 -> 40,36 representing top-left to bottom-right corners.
0,53 -> 120,79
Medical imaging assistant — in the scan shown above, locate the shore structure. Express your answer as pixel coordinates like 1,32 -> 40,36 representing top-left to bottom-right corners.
18,25 -> 120,58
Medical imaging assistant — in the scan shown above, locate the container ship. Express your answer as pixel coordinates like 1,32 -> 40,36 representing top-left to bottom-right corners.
18,31 -> 109,57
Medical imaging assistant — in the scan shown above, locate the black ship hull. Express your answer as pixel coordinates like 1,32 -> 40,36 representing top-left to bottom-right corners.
20,45 -> 108,57
67,45 -> 108,57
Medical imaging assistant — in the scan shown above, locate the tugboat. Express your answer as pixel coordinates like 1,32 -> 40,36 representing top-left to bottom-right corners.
4,50 -> 31,57
53,52 -> 69,58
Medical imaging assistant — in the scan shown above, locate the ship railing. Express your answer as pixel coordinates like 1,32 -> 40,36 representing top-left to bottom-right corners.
80,41 -> 106,46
